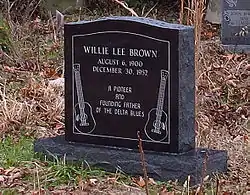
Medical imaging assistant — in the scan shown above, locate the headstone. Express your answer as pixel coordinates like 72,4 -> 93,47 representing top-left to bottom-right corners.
63,17 -> 195,154
34,16 -> 228,184
205,0 -> 222,24
221,0 -> 250,53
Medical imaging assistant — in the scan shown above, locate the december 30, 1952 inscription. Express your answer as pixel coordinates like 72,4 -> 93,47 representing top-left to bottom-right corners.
64,17 -> 195,153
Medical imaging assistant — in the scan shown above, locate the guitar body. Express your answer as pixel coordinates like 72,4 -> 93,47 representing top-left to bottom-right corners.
144,108 -> 168,142
74,102 -> 96,133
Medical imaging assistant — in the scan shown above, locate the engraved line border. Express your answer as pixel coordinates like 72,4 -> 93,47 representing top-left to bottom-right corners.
71,31 -> 171,144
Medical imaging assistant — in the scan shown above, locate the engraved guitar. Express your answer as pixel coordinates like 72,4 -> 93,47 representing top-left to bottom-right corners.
144,70 -> 169,142
73,64 -> 96,133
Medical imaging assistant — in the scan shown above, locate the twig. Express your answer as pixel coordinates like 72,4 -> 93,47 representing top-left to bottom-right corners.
48,11 -> 57,43
112,0 -> 139,17
144,2 -> 158,18
36,33 -> 40,71
215,178 -> 220,195
137,131 -> 149,195
78,6 -> 82,21
28,0 -> 42,20
199,150 -> 208,195
179,0 -> 184,24
187,175 -> 190,195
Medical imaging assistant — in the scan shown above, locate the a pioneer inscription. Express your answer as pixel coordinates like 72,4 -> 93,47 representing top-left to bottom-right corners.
64,17 -> 195,153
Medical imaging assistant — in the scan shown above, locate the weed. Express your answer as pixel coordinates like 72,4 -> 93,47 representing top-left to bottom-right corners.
0,16 -> 12,53
1,189 -> 19,195
0,136 -> 34,168
0,135 -> 134,192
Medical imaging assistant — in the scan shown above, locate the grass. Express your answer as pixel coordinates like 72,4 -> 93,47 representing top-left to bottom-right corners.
0,137 -> 138,193
0,136 -> 34,168
1,189 -> 19,195
0,138 -> 175,194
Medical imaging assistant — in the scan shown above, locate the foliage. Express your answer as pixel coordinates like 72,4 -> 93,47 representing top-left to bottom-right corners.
0,16 -> 11,53
1,189 -> 19,195
125,0 -> 156,7
0,136 -> 34,168
0,0 -> 43,22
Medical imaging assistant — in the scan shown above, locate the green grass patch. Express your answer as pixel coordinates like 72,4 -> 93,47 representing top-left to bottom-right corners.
0,136 -> 34,168
0,136 -> 132,189
41,161 -> 110,187
0,136 -> 168,192
1,189 -> 19,195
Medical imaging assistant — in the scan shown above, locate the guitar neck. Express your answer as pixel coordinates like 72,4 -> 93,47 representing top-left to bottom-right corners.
156,78 -> 167,118
74,70 -> 85,107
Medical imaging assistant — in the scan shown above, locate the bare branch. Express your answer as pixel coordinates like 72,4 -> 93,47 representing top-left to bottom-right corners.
112,0 -> 139,17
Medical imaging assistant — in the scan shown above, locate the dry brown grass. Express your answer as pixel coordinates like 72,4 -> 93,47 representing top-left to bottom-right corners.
179,0 -> 249,192
196,38 -> 249,194
0,17 -> 65,139
179,0 -> 207,81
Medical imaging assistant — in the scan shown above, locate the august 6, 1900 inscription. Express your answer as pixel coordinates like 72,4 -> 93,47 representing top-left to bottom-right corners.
64,17 -> 195,153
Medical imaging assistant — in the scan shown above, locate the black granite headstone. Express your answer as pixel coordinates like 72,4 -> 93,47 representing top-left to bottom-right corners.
221,0 -> 250,52
64,16 -> 195,153
34,16 -> 228,184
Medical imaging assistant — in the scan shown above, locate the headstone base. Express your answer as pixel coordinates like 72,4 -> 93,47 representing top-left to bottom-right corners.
34,135 -> 228,185
222,44 -> 250,53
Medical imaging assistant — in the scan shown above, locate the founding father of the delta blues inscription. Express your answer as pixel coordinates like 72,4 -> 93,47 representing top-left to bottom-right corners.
64,17 -> 195,153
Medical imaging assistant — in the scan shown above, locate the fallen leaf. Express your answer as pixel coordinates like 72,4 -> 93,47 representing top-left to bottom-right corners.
159,186 -> 175,195
72,190 -> 89,195
48,78 -> 64,88
194,186 -> 201,195
222,192 -> 234,195
203,31 -> 214,39
88,178 -> 98,186
203,175 -> 209,182
0,175 -> 5,182
78,175 -> 86,191
132,176 -> 145,187
31,189 -> 46,195
55,123 -> 64,130
3,65 -> 16,73
243,135 -> 248,143
0,167 -> 4,174
246,64 -> 250,71
51,189 -> 66,195
4,167 -> 16,175
227,80 -> 237,87
43,67 -> 60,79
148,177 -> 157,185
9,172 -> 23,182
107,177 -> 117,183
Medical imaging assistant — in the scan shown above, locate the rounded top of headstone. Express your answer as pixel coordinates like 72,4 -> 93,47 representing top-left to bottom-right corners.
66,16 -> 194,31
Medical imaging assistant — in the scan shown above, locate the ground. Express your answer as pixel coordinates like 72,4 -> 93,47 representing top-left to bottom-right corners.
0,1 -> 249,195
